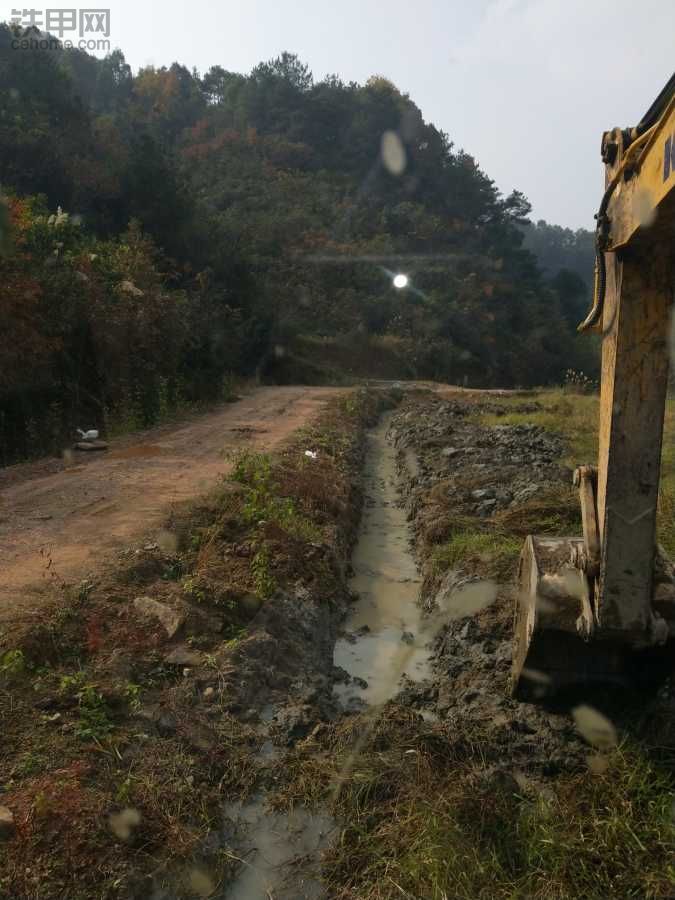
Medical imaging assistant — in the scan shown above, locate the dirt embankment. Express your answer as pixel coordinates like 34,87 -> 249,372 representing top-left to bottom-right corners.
390,393 -> 588,773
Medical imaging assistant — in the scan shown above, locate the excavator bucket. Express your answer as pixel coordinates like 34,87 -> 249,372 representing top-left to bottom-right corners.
513,536 -> 623,698
512,534 -> 675,700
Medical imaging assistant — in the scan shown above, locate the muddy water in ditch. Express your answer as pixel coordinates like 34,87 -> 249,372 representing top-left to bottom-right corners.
334,413 -> 497,708
334,413 -> 430,707
220,413 -> 497,899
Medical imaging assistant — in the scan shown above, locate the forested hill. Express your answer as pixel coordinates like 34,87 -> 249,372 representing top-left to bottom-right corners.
0,26 -> 596,462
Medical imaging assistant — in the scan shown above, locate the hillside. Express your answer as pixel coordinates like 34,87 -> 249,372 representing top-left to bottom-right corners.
1,27 -> 596,463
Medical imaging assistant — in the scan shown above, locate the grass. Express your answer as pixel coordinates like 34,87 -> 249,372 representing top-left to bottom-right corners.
273,711 -> 675,900
479,388 -> 675,554
432,529 -> 522,581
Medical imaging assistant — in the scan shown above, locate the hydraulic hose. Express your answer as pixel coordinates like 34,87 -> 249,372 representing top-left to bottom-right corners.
577,91 -> 675,333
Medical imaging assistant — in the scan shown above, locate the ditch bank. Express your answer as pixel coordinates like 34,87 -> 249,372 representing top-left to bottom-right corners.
390,393 -> 588,771
0,389 -> 394,899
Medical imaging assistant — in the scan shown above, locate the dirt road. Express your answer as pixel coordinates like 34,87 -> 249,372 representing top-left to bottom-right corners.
0,386 -> 345,626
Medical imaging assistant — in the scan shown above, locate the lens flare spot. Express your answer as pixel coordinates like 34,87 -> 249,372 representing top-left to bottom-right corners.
572,704 -> 617,751
381,130 -> 406,175
109,807 -> 141,841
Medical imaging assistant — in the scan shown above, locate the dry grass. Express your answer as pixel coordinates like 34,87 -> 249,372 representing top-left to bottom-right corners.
272,710 -> 675,900
493,484 -> 582,537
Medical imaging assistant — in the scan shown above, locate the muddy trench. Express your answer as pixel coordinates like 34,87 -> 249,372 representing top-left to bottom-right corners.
219,410 -> 432,899
217,390 -> 622,898
333,412 -> 428,708
219,403 -> 504,898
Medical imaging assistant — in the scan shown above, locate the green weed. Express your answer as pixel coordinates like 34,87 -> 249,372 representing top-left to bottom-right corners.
0,649 -> 26,680
432,530 -> 522,581
183,575 -> 208,603
230,449 -> 321,540
124,682 -> 142,712
251,546 -> 276,599
60,672 -> 113,741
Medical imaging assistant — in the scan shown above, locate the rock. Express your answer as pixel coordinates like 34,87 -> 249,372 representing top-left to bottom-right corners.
134,596 -> 185,638
480,769 -> 522,797
239,593 -> 263,616
510,718 -> 537,735
0,807 -> 15,840
476,498 -> 498,516
352,676 -> 369,689
514,484 -> 540,502
185,606 -> 223,636
74,440 -> 108,452
164,645 -> 203,667
471,488 -> 495,500
331,665 -> 351,684
184,722 -> 218,752
441,447 -> 461,458
157,711 -> 178,737
401,631 -> 415,645
272,705 -> 316,744
119,279 -> 144,296
344,695 -> 367,713
461,689 -> 480,704
436,683 -> 455,712
459,621 -> 472,640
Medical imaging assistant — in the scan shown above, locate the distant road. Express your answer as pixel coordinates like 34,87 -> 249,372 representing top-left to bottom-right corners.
0,386 -> 346,629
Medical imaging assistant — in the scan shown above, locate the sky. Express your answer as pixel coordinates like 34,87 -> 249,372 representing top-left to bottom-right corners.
56,0 -> 675,228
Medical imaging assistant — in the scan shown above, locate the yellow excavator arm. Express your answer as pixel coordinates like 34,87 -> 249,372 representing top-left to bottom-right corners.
513,73 -> 675,699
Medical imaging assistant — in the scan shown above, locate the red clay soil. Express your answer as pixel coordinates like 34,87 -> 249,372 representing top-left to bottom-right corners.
0,386 -> 346,630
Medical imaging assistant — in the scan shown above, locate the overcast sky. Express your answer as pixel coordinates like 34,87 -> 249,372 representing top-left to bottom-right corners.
94,1 -> 673,228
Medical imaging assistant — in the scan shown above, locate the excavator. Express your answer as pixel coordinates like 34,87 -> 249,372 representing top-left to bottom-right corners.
512,73 -> 675,699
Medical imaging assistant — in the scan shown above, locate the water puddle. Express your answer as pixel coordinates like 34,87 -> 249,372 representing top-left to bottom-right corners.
334,414 -> 428,707
221,796 -> 335,899
334,413 -> 498,709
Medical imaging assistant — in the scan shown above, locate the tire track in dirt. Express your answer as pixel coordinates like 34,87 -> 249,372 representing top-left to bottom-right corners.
0,386 -> 346,626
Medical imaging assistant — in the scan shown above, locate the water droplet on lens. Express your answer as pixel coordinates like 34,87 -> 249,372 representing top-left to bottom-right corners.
381,130 -> 406,175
